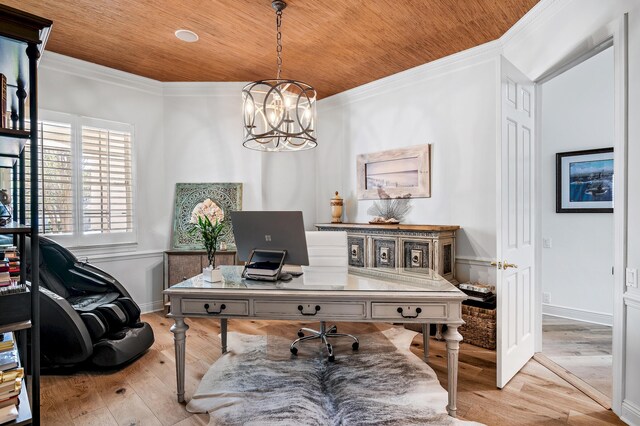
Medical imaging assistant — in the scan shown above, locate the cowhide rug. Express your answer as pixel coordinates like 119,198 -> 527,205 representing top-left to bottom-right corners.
186,325 -> 482,426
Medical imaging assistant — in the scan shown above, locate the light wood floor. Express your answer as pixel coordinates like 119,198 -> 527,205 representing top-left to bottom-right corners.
40,313 -> 624,425
542,315 -> 613,398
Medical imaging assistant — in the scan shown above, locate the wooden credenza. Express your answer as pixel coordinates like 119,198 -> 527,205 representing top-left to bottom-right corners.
315,223 -> 460,284
163,250 -> 237,311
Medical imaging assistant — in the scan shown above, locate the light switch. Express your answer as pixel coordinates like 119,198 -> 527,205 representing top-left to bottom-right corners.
627,268 -> 638,288
543,237 -> 552,248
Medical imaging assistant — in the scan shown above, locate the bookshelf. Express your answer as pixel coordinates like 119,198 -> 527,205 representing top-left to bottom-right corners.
0,5 -> 52,425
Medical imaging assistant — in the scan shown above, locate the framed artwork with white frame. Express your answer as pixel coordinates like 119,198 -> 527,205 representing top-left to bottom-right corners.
357,144 -> 431,200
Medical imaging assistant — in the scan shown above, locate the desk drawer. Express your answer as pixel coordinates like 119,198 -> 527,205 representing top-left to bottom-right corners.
371,302 -> 447,320
181,299 -> 249,316
254,300 -> 366,319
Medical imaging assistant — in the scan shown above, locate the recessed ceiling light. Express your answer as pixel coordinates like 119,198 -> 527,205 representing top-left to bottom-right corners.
175,29 -> 199,43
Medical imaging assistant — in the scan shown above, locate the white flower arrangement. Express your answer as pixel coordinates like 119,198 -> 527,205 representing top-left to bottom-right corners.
189,198 -> 225,268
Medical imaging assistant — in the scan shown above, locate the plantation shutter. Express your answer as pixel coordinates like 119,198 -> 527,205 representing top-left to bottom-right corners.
25,120 -> 75,234
81,123 -> 134,234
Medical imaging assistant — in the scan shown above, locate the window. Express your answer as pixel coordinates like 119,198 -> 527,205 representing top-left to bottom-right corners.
24,111 -> 135,246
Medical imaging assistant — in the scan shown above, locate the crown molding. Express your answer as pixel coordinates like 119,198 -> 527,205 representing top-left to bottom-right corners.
162,81 -> 247,97
40,51 -> 164,95
499,0 -> 566,47
40,52 -> 248,98
319,39 -> 501,111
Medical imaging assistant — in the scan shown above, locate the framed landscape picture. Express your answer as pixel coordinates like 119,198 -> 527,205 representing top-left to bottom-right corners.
357,144 -> 431,200
556,148 -> 613,213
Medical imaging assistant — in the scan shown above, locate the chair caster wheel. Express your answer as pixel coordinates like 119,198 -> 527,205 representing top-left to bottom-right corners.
297,331 -> 304,338
352,342 -> 359,351
290,347 -> 298,355
328,355 -> 335,362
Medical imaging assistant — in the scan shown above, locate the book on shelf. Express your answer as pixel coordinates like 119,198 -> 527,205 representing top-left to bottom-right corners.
0,74 -> 6,129
0,378 -> 20,398
0,368 -> 23,385
0,333 -> 14,352
0,272 -> 10,288
2,247 -> 18,259
462,289 -> 494,300
459,282 -> 493,294
0,404 -> 18,424
0,395 -> 18,410
0,378 -> 20,396
0,337 -> 18,372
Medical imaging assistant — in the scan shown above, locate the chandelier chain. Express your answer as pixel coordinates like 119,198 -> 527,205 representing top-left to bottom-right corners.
276,10 -> 283,79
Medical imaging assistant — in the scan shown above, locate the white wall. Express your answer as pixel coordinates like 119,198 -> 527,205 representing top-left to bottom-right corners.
317,46 -> 500,285
39,53 -> 167,312
162,83 -> 263,215
540,47 -> 615,325
261,151 -> 317,229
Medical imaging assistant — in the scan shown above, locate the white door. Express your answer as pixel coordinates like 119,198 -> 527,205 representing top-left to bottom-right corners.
496,56 -> 535,388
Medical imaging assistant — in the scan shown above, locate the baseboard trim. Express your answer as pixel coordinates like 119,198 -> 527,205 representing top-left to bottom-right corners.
140,300 -> 165,314
622,400 -> 640,426
542,304 -> 613,326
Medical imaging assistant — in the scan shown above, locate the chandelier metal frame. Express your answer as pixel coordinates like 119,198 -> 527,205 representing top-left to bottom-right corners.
242,0 -> 318,152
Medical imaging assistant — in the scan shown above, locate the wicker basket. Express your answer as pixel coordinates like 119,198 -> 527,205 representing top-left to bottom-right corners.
459,304 -> 496,350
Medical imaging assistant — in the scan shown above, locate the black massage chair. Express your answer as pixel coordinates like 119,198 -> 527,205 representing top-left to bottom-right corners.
26,236 -> 155,369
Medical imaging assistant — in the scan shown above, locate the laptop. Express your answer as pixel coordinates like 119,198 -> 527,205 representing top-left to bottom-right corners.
230,211 -> 309,281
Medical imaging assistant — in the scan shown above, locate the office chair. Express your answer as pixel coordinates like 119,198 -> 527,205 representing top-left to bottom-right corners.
290,231 -> 359,361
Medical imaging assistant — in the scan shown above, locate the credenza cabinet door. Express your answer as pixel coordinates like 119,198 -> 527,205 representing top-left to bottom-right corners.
347,235 -> 366,268
437,238 -> 455,282
400,238 -> 433,274
168,255 -> 203,286
369,237 -> 398,270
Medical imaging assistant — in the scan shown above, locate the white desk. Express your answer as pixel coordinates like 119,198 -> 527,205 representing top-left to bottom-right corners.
165,266 -> 467,417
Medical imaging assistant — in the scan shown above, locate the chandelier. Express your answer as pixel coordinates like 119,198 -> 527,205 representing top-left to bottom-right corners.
242,0 -> 317,152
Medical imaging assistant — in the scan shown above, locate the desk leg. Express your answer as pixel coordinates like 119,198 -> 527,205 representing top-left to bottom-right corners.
170,317 -> 189,403
221,318 -> 228,354
444,324 -> 463,417
422,323 -> 429,359
436,324 -> 444,340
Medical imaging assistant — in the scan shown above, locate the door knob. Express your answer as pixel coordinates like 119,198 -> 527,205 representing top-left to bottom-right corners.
503,262 -> 518,270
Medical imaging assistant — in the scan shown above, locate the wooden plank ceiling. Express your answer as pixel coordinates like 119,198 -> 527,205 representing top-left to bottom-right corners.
4,0 -> 538,98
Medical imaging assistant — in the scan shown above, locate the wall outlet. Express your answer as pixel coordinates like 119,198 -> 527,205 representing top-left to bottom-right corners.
543,292 -> 550,304
626,268 -> 638,288
543,237 -> 552,248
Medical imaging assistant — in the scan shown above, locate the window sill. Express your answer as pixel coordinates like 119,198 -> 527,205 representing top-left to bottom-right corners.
44,235 -> 138,259
65,242 -> 139,258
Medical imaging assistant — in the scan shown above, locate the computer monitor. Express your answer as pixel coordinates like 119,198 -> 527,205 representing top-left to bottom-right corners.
230,211 -> 309,266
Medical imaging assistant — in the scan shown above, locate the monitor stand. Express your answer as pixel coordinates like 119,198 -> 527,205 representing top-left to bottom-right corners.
242,249 -> 287,282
